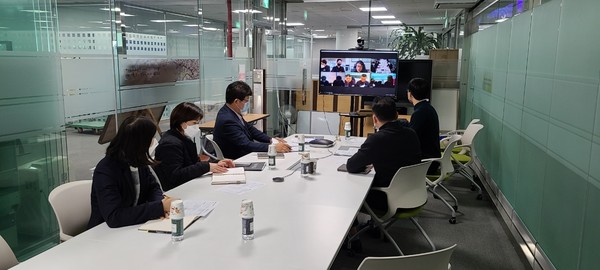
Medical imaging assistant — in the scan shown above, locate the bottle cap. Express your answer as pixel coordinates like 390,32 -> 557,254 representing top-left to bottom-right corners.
240,199 -> 254,218
344,122 -> 351,130
170,200 -> 185,219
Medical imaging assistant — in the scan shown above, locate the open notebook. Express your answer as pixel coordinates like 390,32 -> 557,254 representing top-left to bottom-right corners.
211,167 -> 246,185
138,216 -> 200,233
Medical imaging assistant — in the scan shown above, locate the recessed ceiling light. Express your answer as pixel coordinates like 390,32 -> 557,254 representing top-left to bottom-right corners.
183,24 -> 199,27
381,20 -> 402,24
285,22 -> 304,26
232,9 -> 262,14
495,18 -> 508,23
360,7 -> 387,12
137,24 -> 148,27
372,15 -> 395,19
202,27 -> 218,31
313,29 -> 324,32
198,11 -> 203,15
150,20 -> 186,23
120,12 -> 135,17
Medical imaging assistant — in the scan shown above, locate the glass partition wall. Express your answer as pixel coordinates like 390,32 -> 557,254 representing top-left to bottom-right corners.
0,0 -> 290,260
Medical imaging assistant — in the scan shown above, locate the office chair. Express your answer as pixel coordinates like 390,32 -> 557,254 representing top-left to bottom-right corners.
424,135 -> 462,224
450,123 -> 484,198
48,180 -> 93,241
441,118 -> 480,150
348,161 -> 435,255
202,134 -> 224,160
357,244 -> 457,270
0,236 -> 18,270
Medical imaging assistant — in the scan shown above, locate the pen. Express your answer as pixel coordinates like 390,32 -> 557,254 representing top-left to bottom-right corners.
147,230 -> 171,234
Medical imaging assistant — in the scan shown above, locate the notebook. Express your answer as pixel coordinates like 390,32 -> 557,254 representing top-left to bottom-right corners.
138,216 -> 200,233
235,162 -> 266,171
211,167 -> 246,185
337,164 -> 372,174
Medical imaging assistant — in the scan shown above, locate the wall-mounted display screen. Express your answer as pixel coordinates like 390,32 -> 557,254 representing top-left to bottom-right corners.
318,50 -> 399,97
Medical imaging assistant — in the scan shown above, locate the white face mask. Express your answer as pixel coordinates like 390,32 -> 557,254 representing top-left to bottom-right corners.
184,124 -> 200,139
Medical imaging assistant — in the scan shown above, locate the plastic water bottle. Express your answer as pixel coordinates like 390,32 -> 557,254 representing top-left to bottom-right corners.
300,152 -> 312,178
170,200 -> 184,242
344,122 -> 351,140
268,144 -> 276,169
298,134 -> 305,152
240,199 -> 254,240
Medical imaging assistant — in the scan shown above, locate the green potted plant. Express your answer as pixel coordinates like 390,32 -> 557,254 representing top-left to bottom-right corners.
388,25 -> 440,59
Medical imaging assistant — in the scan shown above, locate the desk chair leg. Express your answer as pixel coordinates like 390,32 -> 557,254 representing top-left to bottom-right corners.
409,217 -> 436,251
428,188 -> 457,224
457,169 -> 483,200
363,204 -> 404,255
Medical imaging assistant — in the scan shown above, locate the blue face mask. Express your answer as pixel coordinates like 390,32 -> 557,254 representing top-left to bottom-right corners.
239,100 -> 250,114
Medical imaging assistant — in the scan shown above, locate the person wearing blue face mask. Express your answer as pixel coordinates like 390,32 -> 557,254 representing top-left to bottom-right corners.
213,81 -> 291,159
154,102 -> 234,191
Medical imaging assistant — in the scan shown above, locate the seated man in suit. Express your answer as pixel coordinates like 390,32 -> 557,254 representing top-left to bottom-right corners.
213,81 -> 291,159
346,97 -> 421,211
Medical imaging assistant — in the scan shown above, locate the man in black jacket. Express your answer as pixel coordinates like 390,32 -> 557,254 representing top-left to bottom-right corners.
346,97 -> 421,210
406,78 -> 440,173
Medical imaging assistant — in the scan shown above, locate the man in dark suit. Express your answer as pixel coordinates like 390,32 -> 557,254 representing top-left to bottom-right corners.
346,97 -> 421,211
213,81 -> 291,159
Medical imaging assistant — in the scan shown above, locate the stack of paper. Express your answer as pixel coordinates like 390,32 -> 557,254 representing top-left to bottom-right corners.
211,167 -> 246,185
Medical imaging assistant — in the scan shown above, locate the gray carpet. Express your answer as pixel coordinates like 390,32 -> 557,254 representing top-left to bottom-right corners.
330,175 -> 532,270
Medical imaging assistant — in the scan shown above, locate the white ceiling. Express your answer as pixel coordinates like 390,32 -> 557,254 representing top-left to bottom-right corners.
56,0 -> 465,40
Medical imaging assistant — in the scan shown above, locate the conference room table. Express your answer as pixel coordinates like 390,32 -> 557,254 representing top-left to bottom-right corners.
13,135 -> 373,270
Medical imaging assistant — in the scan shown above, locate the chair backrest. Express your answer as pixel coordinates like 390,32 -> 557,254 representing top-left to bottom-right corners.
428,135 -> 461,185
357,244 -> 457,270
148,137 -> 159,158
459,123 -> 484,146
379,161 -> 431,220
0,236 -> 18,270
48,180 -> 93,241
205,134 -> 224,160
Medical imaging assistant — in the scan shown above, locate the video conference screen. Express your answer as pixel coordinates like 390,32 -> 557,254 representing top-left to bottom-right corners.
318,50 -> 399,97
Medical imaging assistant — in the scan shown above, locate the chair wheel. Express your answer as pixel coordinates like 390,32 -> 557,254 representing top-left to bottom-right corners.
449,217 -> 456,224
471,184 -> 476,191
477,194 -> 483,200
453,205 -> 458,211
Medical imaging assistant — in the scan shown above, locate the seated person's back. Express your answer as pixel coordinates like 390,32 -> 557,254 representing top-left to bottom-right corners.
346,97 -> 421,210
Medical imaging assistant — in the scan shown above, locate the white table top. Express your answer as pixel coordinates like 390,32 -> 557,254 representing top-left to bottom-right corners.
13,135 -> 372,270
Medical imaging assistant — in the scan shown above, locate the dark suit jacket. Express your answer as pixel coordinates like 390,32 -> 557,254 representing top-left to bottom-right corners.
154,129 -> 210,191
88,156 -> 164,228
213,105 -> 272,159
346,121 -> 421,188
409,100 -> 441,159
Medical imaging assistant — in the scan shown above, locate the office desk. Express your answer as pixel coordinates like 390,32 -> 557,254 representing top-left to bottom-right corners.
199,113 -> 270,132
14,136 -> 372,270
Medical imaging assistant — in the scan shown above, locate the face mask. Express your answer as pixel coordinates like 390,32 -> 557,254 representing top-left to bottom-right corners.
184,124 -> 200,139
241,101 -> 250,114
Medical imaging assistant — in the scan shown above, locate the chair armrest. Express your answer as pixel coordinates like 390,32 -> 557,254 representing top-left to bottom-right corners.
422,157 -> 440,162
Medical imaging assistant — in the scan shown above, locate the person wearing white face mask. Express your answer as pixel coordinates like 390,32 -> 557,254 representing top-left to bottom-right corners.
154,102 -> 234,191
213,81 -> 291,159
